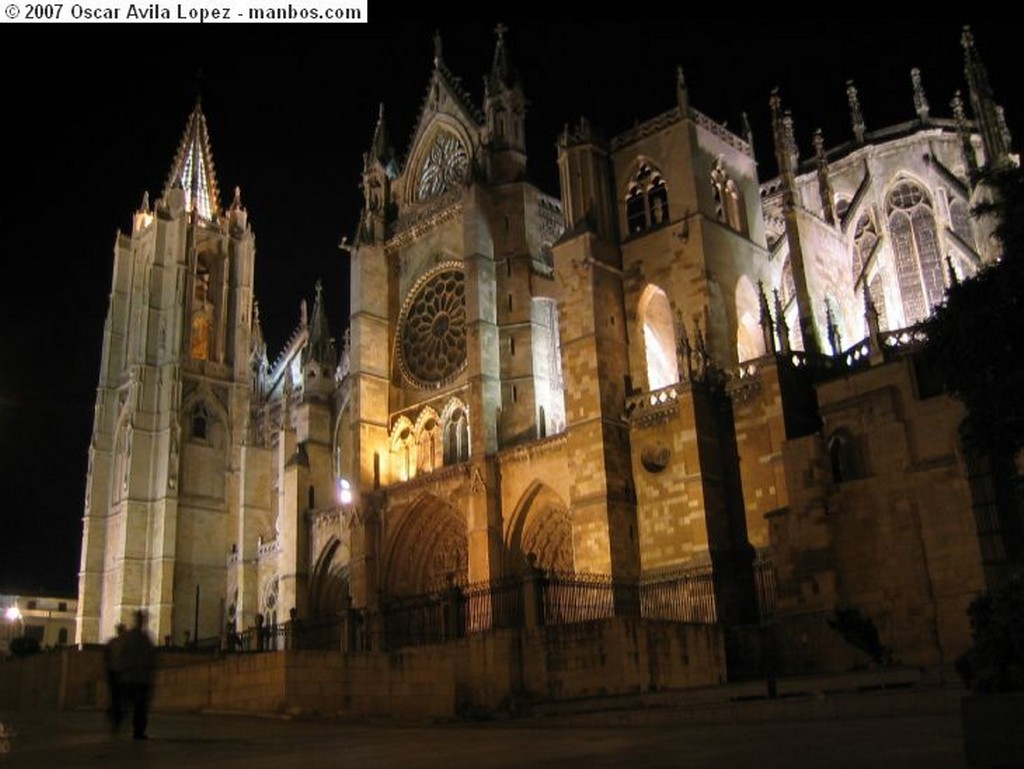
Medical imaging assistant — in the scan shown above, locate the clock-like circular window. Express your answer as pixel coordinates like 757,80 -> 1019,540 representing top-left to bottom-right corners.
399,267 -> 467,388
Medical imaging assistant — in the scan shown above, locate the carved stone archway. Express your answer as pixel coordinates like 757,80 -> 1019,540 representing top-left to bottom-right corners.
383,493 -> 468,597
506,482 -> 574,574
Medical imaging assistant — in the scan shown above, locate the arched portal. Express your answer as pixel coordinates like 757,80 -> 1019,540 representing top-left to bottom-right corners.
383,494 -> 468,597
506,482 -> 573,574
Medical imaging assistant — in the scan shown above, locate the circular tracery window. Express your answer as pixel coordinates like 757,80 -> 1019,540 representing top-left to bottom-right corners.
399,268 -> 467,387
418,133 -> 469,201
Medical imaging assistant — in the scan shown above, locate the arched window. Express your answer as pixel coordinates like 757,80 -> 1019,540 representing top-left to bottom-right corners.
191,404 -> 208,441
625,162 -> 669,235
390,419 -> 414,482
711,157 -> 745,232
640,286 -> 679,390
443,407 -> 470,465
416,416 -> 440,475
735,276 -> 763,364
887,180 -> 943,325
949,198 -> 976,253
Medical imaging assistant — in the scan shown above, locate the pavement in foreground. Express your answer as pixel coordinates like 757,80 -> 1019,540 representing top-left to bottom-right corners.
0,707 -> 967,769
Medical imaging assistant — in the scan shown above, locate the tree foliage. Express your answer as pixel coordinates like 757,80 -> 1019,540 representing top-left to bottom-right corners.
956,574 -> 1024,692
924,166 -> 1024,459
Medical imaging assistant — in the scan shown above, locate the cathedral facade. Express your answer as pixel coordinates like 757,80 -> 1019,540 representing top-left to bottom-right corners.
77,28 -> 1020,673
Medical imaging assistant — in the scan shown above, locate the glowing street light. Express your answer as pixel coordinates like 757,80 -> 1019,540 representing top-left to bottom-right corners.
337,478 -> 353,506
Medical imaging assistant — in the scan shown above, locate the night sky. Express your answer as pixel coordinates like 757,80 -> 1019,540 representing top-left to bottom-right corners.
1,18 -> 1019,596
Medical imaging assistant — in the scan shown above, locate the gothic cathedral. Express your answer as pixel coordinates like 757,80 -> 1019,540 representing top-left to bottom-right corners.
78,27 -> 1020,673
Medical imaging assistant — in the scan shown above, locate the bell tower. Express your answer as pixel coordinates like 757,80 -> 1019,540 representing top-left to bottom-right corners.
77,102 -> 256,645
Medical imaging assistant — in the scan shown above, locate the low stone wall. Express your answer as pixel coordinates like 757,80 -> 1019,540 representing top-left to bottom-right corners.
0,648 -> 106,710
2,619 -> 724,719
151,618 -> 723,718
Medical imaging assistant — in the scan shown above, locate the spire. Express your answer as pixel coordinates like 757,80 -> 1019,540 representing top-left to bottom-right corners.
846,80 -> 866,145
769,88 -> 799,208
773,289 -> 791,355
370,102 -> 394,168
433,29 -> 443,68
740,111 -> 754,157
952,91 -> 980,181
304,280 -> 337,369
676,65 -> 689,112
164,101 -> 220,220
813,128 -> 836,225
487,22 -> 517,92
250,300 -> 269,396
962,25 -> 1011,171
757,280 -> 777,355
911,68 -> 930,122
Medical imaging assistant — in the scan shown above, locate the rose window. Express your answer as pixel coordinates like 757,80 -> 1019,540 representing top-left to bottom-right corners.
400,268 -> 467,387
417,133 -> 469,201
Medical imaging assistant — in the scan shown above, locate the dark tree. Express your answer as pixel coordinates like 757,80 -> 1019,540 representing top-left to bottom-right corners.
924,166 -> 1024,460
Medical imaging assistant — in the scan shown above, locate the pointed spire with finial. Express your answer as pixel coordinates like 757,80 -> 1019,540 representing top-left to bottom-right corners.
769,88 -> 799,208
863,285 -> 883,364
164,97 -> 221,220
488,22 -> 517,91
370,102 -> 394,168
813,128 -> 836,225
676,65 -> 689,113
740,111 -> 755,158
433,29 -> 443,68
846,80 -> 866,144
757,280 -> 777,355
951,91 -> 980,181
962,25 -> 1011,171
774,289 -> 791,355
911,68 -> 930,122
304,279 -> 337,369
140,190 -> 150,213
250,299 -> 269,396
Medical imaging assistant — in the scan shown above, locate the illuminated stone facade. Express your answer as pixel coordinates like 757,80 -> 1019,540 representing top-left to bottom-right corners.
79,28 -> 1019,673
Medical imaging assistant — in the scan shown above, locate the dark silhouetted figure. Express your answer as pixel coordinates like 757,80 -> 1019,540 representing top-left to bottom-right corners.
119,610 -> 156,740
104,623 -> 127,732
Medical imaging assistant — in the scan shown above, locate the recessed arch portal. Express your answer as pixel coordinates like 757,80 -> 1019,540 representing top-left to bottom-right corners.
383,493 -> 468,597
506,482 -> 573,574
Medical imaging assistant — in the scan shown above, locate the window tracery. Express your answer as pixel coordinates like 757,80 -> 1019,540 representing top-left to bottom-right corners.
625,162 -> 670,235
887,180 -> 943,325
417,132 -> 469,201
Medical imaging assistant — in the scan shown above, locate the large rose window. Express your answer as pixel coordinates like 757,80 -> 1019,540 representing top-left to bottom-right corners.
399,267 -> 467,387
417,133 -> 469,201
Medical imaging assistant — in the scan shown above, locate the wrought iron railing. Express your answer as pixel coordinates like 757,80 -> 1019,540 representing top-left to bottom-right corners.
223,556 -> 779,653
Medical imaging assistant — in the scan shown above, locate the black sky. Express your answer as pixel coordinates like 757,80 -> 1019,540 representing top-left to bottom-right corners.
1,18 -> 1019,595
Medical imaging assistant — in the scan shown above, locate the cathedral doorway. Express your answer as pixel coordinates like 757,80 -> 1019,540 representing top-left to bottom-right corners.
383,493 -> 468,597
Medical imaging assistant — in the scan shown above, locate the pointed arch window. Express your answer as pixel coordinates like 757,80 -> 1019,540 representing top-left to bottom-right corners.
640,286 -> 679,390
949,197 -> 976,252
625,162 -> 670,235
443,407 -> 470,466
711,157 -> 746,233
887,180 -> 943,325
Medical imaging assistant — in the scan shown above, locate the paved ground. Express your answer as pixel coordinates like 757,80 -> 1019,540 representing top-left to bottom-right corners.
0,707 -> 968,769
